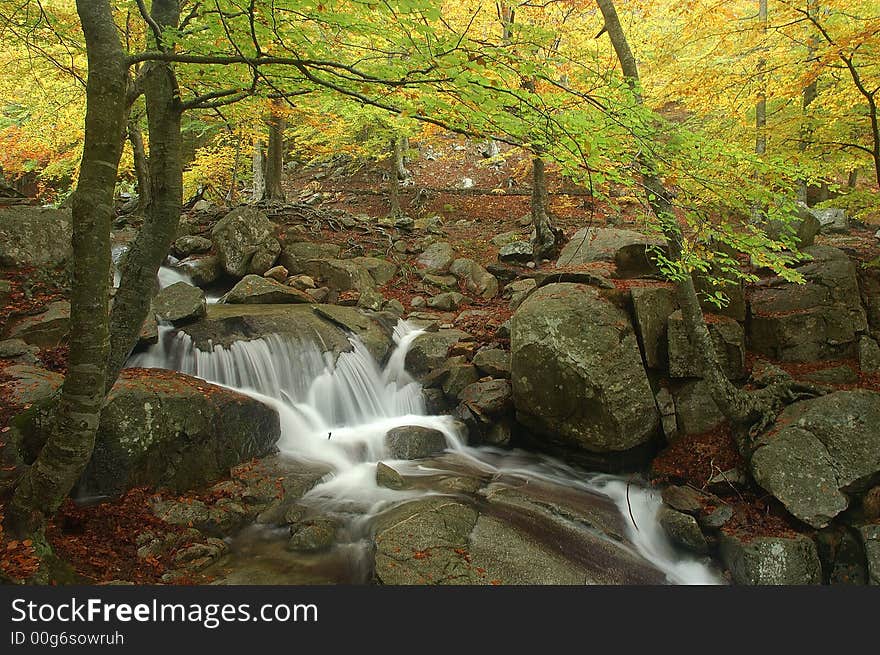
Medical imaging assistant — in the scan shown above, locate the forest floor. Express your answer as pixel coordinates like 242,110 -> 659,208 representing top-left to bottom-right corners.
2,136 -> 880,582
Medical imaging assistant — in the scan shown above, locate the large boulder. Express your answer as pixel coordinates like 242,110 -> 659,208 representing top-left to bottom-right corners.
0,207 -> 71,269
211,207 -> 280,277
279,241 -> 341,274
749,246 -> 867,362
751,390 -> 880,528
152,282 -> 206,325
719,534 -> 822,585
223,275 -> 314,304
511,283 -> 659,453
556,227 -> 666,277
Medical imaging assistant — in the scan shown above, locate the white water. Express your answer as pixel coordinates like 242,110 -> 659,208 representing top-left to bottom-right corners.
129,321 -> 721,585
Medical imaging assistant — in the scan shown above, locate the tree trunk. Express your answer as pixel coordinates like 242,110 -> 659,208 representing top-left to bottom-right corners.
389,137 -> 402,217
105,0 -> 183,388
7,0 -> 128,541
755,0 -> 768,157
797,0 -> 819,203
265,102 -> 286,202
530,155 -> 556,261
252,139 -> 266,201
128,113 -> 151,211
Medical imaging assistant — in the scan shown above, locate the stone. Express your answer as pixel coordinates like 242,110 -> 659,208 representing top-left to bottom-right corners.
385,425 -> 448,459
503,278 -> 537,311
699,505 -> 734,530
177,254 -> 222,287
661,486 -> 706,515
858,524 -> 880,585
417,241 -> 455,273
152,282 -> 206,324
303,258 -> 375,293
287,518 -> 337,553
404,329 -> 472,380
630,286 -> 676,369
139,313 -> 158,346
667,310 -> 745,379
672,379 -> 726,436
171,235 -> 212,258
719,534 -> 822,585
815,526 -> 869,585
0,364 -> 62,406
859,335 -> 880,373
511,283 -> 659,453
658,507 -> 709,554
287,274 -> 316,290
306,287 -> 329,302
750,246 -> 867,362
812,207 -> 849,234
410,295 -> 426,309
0,207 -> 71,269
8,301 -> 69,348
427,291 -> 468,311
278,241 -> 341,273
211,206 -> 280,277
376,462 -> 405,490
751,390 -> 880,528
421,273 -> 458,290
458,379 -> 512,416
356,288 -> 385,311
263,265 -> 289,282
383,298 -> 405,316
800,365 -> 860,385
0,338 -> 39,365
497,240 -> 532,265
765,202 -> 821,248
864,486 -> 880,520
449,258 -> 499,299
223,275 -> 314,304
655,387 -> 677,441
472,349 -> 511,378
351,256 -> 397,285
441,362 -> 480,399
556,227 -> 666,277
491,230 -> 520,247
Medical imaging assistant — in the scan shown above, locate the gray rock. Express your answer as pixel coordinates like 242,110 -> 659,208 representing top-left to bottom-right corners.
171,235 -> 212,258
177,254 -> 222,287
427,291 -> 468,311
556,227 -> 666,277
631,286 -> 676,369
410,295 -> 426,309
800,365 -> 860,385
383,298 -> 405,316
376,462 -> 405,490
263,265 -> 289,282
404,329 -> 472,380
658,507 -> 709,554
812,207 -> 849,234
152,282 -> 207,324
211,206 -> 280,277
287,518 -> 337,553
511,283 -> 659,453
765,202 -> 821,248
223,275 -> 314,304
655,387 -> 677,441
491,230 -> 520,247
449,258 -> 499,299
441,362 -> 480,399
356,288 -> 385,311
303,258 -> 375,293
0,364 -> 62,406
858,524 -> 880,585
699,505 -> 734,530
673,379 -> 726,436
351,256 -> 397,285
8,300 -> 69,348
417,241 -> 455,273
751,390 -> 880,528
661,485 -> 705,515
503,278 -> 537,311
498,240 -> 532,265
0,207 -> 71,268
472,349 -> 511,378
278,241 -> 341,273
421,273 -> 458,291
719,534 -> 821,585
667,310 -> 745,379
0,338 -> 39,365
859,335 -> 880,373
459,379 -> 512,416
385,425 -> 448,459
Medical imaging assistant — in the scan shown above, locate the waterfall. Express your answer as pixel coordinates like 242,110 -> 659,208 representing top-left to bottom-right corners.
129,320 -> 721,585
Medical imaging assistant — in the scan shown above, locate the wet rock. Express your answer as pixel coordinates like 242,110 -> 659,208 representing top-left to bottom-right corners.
376,462 -> 405,490
171,235 -> 212,258
751,390 -> 880,528
472,349 -> 511,378
278,241 -> 341,273
211,206 -> 280,277
658,507 -> 709,555
441,362 -> 480,399
556,227 -> 666,277
287,518 -> 337,553
719,534 -> 821,585
427,292 -> 469,311
458,379 -> 512,416
667,310 -> 745,379
630,286 -> 676,369
672,379 -> 725,437
152,282 -> 207,325
8,300 -> 69,348
404,329 -> 472,380
0,206 -> 71,268
385,425 -> 448,459
511,283 -> 659,453
449,258 -> 499,299
497,241 -> 532,265
151,498 -> 250,538
177,254 -> 222,287
417,241 -> 455,273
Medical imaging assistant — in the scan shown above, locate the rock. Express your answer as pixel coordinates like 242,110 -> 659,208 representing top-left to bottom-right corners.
385,425 -> 448,459
815,526 -> 869,584
860,267 -> 880,336
719,534 -> 821,585
8,301 -> 70,348
672,379 -> 726,436
417,241 -> 455,273
306,287 -> 329,302
394,215 -> 416,231
383,299 -> 405,316
864,486 -> 880,520
376,462 -> 405,490
859,335 -> 880,373
556,227 -> 666,277
503,278 -> 537,311
152,282 -> 206,324
441,362 -> 480,399
765,202 -> 821,248
532,269 -> 615,289
491,230 -> 520,247
177,254 -> 222,287
303,258 -> 375,293
404,329 -> 472,380
449,258 -> 499,299
287,274 -> 316,290
410,295 -> 426,309
699,505 -> 734,530
458,379 -> 512,416
278,241 -> 341,273
357,288 -> 385,311
751,390 -> 880,528
472,349 -> 511,378
667,310 -> 745,379
800,365 -> 860,385
750,246 -> 867,362
287,518 -> 337,552
661,486 -> 706,515
658,507 -> 709,554
171,235 -> 212,258
0,338 -> 39,365
0,364 -> 62,406
223,275 -> 314,304
497,240 -> 532,265
351,256 -> 397,285
421,273 -> 458,291
655,387 -> 677,441
812,207 -> 849,234
0,207 -> 71,269
427,291 -> 468,311
211,206 -> 280,277
511,283 -> 659,453
630,286 -> 676,369
263,265 -> 289,282
858,524 -> 880,585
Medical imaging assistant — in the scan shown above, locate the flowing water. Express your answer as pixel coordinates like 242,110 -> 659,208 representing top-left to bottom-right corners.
129,319 -> 722,585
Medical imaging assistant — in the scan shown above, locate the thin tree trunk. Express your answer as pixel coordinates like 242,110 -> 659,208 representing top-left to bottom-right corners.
127,113 -> 151,211
265,101 -> 286,202
105,0 -> 183,388
797,0 -> 819,203
389,137 -> 402,217
7,0 -> 128,541
252,139 -> 266,201
755,0 -> 768,157
530,155 -> 556,261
